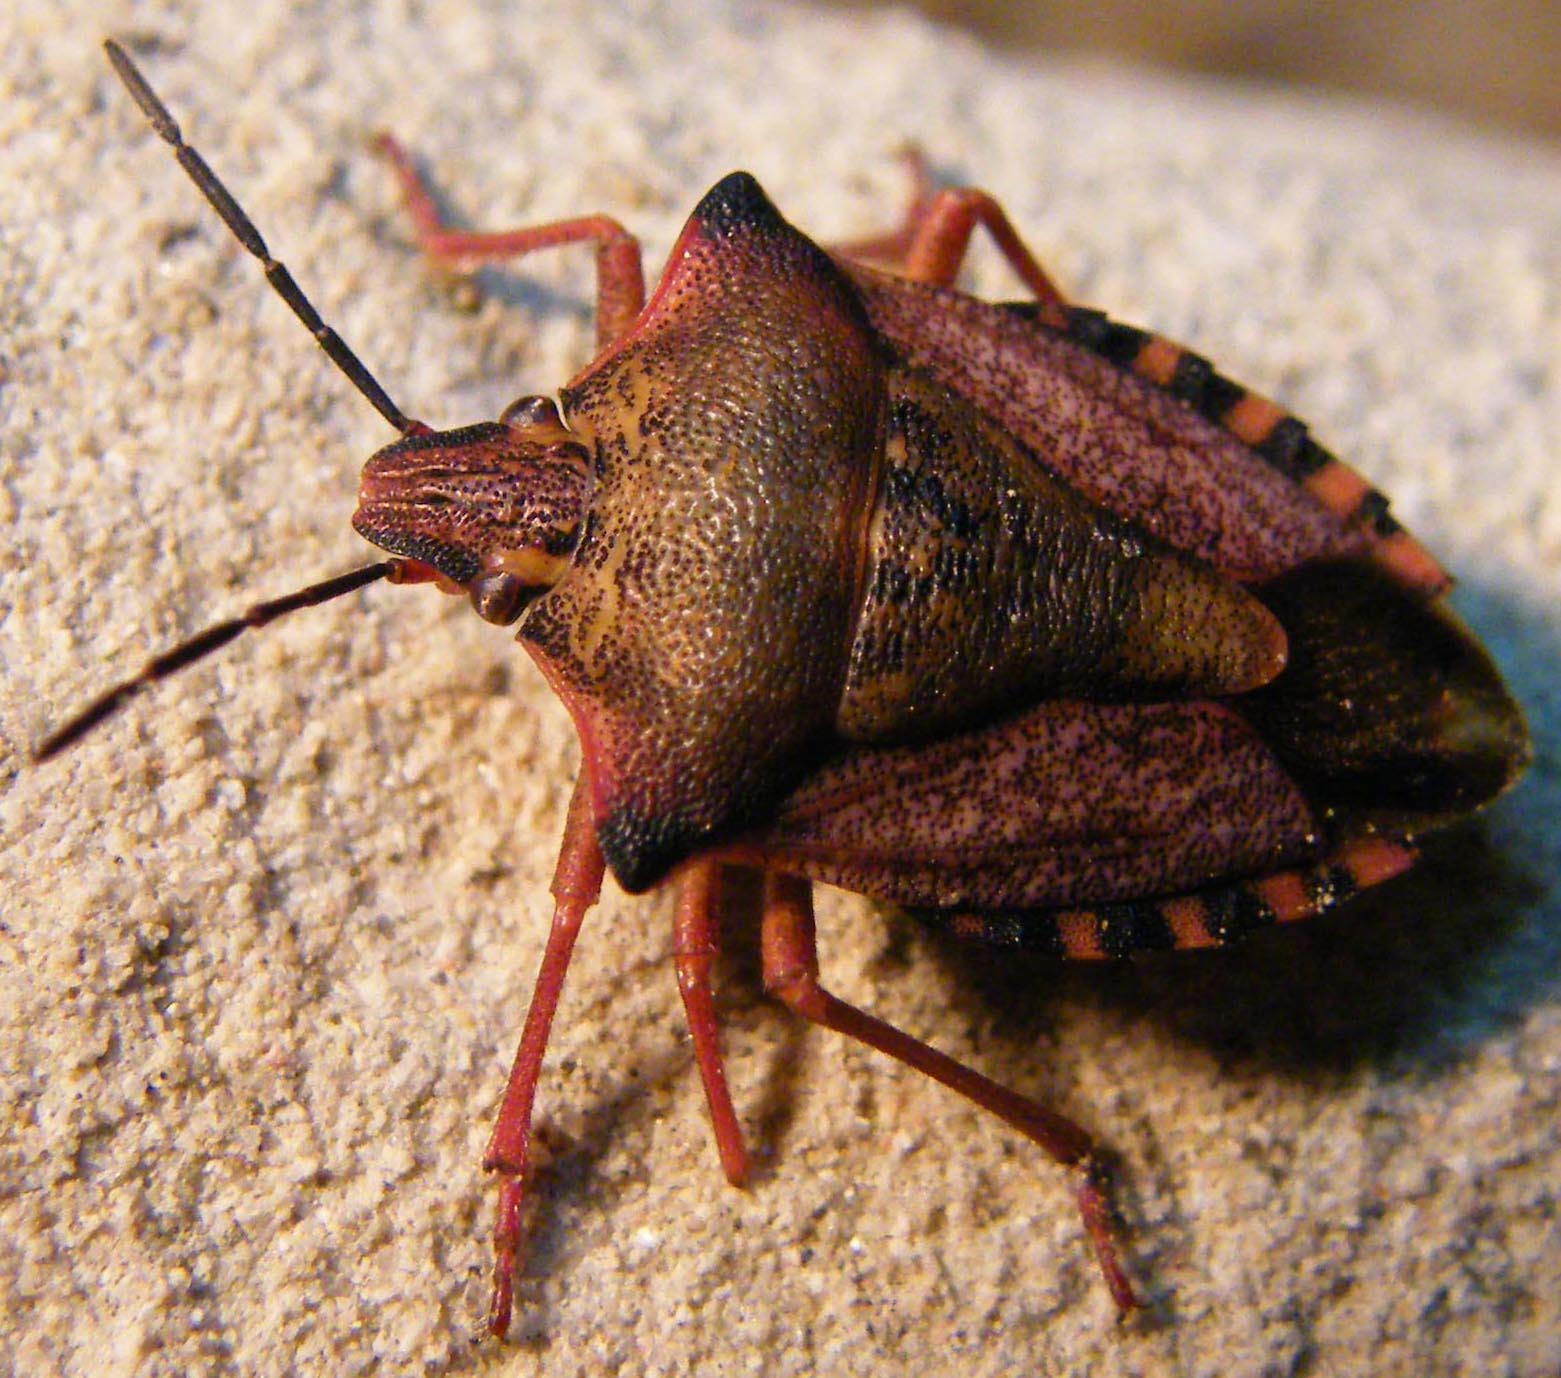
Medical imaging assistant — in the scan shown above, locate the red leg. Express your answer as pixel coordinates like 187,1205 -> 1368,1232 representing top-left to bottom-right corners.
834,148 -> 1069,321
373,133 -> 647,348
759,872 -> 1140,1314
672,861 -> 751,1186
482,777 -> 605,1338
830,146 -> 939,267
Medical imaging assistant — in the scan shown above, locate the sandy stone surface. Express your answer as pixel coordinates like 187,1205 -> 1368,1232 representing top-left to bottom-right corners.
2,2 -> 1557,1375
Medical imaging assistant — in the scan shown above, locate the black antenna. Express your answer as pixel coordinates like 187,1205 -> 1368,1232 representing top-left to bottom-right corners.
33,48 -> 442,762
103,39 -> 424,436
34,562 -> 399,762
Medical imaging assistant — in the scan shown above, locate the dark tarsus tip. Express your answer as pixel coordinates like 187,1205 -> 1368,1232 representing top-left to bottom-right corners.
33,561 -> 394,763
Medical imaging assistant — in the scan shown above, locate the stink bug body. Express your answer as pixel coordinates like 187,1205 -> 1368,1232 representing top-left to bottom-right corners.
40,42 -> 1529,1337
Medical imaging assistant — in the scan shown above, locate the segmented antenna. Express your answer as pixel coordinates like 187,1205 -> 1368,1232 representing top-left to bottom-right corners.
103,39 -> 424,436
33,562 -> 400,762
36,47 -> 443,763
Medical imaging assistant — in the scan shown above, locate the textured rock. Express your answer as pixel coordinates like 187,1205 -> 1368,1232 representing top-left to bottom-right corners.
2,2 -> 1557,1375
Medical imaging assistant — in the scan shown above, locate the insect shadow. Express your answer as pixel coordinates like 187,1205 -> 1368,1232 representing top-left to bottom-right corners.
925,817 -> 1544,1080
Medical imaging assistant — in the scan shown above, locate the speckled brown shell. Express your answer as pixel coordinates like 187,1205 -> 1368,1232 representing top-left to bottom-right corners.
521,175 -> 883,888
518,173 -> 1526,902
836,367 -> 1287,741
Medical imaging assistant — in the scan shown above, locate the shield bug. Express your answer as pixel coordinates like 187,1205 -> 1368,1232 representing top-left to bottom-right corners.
40,41 -> 1530,1337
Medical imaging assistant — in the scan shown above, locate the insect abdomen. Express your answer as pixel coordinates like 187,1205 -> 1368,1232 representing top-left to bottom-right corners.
1240,557 -> 1530,826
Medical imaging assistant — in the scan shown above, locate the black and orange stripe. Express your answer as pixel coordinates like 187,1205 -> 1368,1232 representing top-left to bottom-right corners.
1053,305 -> 1452,600
932,834 -> 1418,959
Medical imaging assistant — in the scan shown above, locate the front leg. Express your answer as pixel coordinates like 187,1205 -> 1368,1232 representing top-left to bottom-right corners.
374,133 -> 647,347
482,777 -> 605,1338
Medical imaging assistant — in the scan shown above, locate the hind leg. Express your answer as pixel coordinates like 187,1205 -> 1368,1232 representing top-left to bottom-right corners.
759,871 -> 1140,1313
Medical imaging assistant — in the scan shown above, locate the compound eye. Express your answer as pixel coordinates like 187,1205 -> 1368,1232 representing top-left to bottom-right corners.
468,570 -> 530,626
499,394 -> 563,428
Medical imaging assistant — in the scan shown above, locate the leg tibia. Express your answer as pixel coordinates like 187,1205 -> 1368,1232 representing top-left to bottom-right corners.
760,871 -> 1140,1312
673,861 -> 751,1186
831,148 -> 1068,317
375,133 -> 646,347
482,778 -> 605,1338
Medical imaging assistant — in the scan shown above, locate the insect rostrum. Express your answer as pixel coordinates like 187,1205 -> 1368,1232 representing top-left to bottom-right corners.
43,40 -> 1529,1337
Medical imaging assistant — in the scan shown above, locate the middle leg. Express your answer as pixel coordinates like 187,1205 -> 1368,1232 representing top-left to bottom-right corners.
832,148 -> 1069,321
673,860 -> 751,1187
